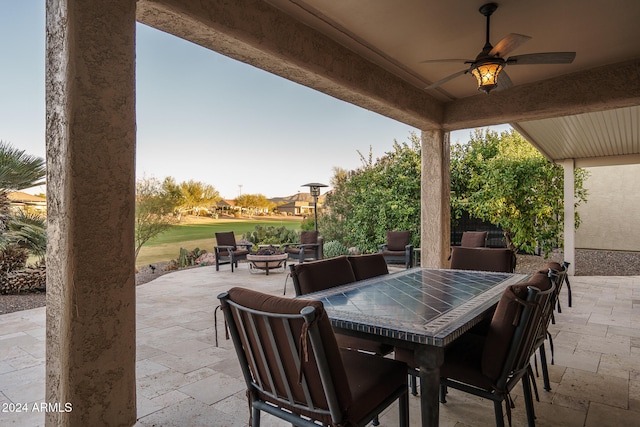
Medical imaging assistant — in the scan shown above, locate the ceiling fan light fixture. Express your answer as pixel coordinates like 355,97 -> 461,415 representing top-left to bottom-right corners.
471,60 -> 505,93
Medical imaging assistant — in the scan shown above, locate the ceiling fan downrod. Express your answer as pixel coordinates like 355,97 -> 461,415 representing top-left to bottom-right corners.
479,3 -> 498,51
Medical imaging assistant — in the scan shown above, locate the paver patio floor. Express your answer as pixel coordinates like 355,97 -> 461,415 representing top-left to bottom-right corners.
1,263 -> 639,426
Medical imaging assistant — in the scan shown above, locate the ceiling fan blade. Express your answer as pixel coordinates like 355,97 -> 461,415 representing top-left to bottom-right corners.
420,59 -> 473,64
489,33 -> 532,57
506,52 -> 576,65
425,69 -> 468,90
496,70 -> 513,91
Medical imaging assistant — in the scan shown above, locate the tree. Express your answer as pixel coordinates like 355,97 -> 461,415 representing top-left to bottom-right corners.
0,141 -> 46,239
0,142 -> 47,293
177,179 -> 221,217
451,129 -> 588,254
235,193 -> 274,215
321,132 -> 421,252
134,176 -> 180,260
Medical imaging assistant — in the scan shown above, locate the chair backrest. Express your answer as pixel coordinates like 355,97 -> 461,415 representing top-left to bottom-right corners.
450,247 -> 516,273
300,230 -> 318,244
215,231 -> 237,249
290,256 -> 356,296
460,231 -> 488,248
481,274 -> 556,387
385,231 -> 410,251
347,253 -> 389,281
544,261 -> 567,297
218,287 -> 351,425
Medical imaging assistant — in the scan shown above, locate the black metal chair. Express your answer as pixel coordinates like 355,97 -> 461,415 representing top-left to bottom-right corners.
214,231 -> 252,272
347,253 -> 389,281
289,256 -> 394,357
532,262 -> 569,392
283,230 -> 322,263
438,275 -> 556,427
218,287 -> 409,427
378,231 -> 414,269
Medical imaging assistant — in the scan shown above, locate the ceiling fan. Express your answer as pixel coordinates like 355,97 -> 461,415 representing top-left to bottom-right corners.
423,2 -> 576,93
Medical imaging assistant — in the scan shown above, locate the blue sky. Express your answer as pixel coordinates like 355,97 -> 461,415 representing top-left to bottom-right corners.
1,2 -> 506,199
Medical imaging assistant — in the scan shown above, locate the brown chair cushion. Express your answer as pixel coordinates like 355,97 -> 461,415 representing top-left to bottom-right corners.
293,256 -> 356,295
225,287 -> 352,414
215,231 -> 237,248
440,333 -> 492,390
480,284 -> 529,381
231,248 -> 250,256
545,261 -> 563,272
341,349 -> 407,424
528,270 -> 552,291
461,231 -> 488,248
450,247 -> 515,273
347,254 -> 389,281
386,231 -> 410,251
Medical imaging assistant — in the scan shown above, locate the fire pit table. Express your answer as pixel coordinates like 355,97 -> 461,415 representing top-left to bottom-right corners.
246,253 -> 288,275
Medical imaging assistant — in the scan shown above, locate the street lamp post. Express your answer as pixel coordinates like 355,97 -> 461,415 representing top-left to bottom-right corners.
302,182 -> 328,232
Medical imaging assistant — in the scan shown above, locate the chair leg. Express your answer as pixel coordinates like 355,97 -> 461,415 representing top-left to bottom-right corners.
439,383 -> 447,403
410,373 -> 418,396
493,400 -> 505,427
398,391 -> 409,427
251,405 -> 261,427
565,276 -> 572,307
539,343 -> 551,391
372,414 -> 380,426
522,372 -> 537,427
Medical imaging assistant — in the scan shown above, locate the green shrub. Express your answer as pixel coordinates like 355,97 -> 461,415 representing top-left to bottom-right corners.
323,240 -> 349,258
178,247 -> 207,268
242,225 -> 299,247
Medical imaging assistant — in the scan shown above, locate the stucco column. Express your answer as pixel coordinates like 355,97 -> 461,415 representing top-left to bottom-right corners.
562,159 -> 576,276
421,129 -> 451,268
45,0 -> 137,425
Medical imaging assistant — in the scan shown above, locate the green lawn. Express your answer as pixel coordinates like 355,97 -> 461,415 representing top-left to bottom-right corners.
136,217 -> 302,267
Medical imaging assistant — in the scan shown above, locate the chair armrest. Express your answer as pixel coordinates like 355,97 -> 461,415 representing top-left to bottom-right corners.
282,242 -> 299,249
298,243 -> 320,249
215,245 -> 235,254
378,244 -> 387,251
238,243 -> 253,251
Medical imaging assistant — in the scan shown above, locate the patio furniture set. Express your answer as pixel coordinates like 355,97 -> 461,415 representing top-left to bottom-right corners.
214,230 -> 323,275
214,228 -> 572,426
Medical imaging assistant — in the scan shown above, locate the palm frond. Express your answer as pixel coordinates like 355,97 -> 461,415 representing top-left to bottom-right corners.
0,141 -> 46,191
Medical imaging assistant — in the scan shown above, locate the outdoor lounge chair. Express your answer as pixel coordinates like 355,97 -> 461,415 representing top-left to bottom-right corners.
214,231 -> 251,272
283,230 -> 322,263
378,230 -> 414,269
218,287 -> 409,427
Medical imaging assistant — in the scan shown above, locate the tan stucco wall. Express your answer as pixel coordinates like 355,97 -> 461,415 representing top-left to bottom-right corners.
45,0 -> 137,425
575,164 -> 640,251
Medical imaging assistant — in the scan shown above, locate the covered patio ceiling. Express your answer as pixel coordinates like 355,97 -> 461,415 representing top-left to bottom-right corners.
136,0 -> 640,166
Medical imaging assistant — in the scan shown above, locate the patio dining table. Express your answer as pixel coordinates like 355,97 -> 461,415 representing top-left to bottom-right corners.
298,267 -> 528,427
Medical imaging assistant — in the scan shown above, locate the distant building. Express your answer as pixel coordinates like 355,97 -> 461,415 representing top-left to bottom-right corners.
272,192 -> 325,216
7,192 -> 47,214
